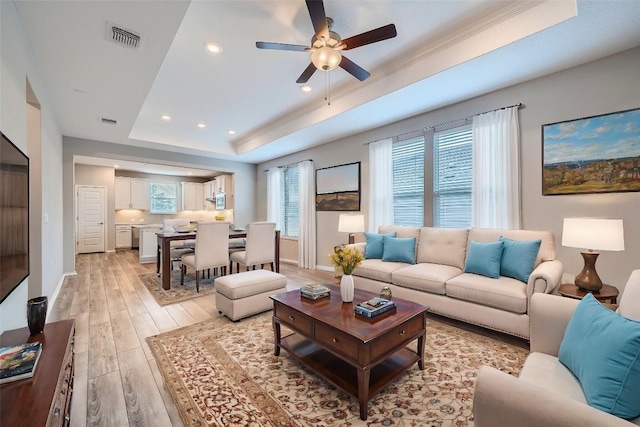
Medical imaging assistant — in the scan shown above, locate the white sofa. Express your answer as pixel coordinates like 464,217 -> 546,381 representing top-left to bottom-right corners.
473,270 -> 640,426
351,225 -> 563,339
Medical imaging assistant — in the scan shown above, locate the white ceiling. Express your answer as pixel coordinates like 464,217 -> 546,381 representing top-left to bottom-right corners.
14,0 -> 640,173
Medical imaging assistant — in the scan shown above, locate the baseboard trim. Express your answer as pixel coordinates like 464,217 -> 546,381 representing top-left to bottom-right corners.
315,265 -> 334,272
48,271 -> 77,316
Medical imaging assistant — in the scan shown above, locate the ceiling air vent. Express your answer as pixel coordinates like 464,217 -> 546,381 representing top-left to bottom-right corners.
100,117 -> 118,125
106,22 -> 143,50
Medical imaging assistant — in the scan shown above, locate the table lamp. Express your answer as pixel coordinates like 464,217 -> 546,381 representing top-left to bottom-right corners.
562,218 -> 624,291
338,214 -> 365,244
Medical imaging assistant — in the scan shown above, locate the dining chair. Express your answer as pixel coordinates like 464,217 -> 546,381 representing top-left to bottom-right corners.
180,221 -> 230,292
229,222 -> 276,273
156,219 -> 195,274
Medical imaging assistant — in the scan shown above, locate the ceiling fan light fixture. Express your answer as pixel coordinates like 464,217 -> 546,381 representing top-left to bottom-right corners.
311,46 -> 341,71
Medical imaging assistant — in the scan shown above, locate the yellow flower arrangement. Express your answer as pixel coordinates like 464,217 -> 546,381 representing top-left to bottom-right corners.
329,246 -> 364,276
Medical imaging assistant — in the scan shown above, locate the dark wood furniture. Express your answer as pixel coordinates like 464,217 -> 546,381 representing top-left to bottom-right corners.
558,283 -> 619,304
271,284 -> 428,420
156,229 -> 281,290
0,320 -> 75,427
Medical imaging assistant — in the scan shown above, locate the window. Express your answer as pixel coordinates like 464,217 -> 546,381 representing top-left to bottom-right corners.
392,135 -> 425,227
433,125 -> 472,228
149,182 -> 177,214
282,166 -> 299,236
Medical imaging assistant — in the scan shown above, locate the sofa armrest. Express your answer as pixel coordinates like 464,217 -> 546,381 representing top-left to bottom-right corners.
474,366 -> 634,427
527,259 -> 563,297
530,293 -> 580,356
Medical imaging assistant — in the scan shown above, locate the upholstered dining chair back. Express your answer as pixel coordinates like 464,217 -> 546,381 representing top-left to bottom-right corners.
244,222 -> 276,266
192,221 -> 230,271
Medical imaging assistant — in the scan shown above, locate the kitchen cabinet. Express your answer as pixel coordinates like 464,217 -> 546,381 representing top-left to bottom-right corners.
181,182 -> 204,211
115,225 -> 132,248
214,175 -> 226,194
115,177 -> 148,210
203,180 -> 215,211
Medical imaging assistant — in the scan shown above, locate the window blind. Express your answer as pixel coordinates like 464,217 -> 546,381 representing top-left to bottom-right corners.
392,136 -> 425,227
433,125 -> 472,228
282,166 -> 299,237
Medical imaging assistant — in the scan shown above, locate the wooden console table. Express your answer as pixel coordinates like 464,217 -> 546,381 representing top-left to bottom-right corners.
0,319 -> 75,427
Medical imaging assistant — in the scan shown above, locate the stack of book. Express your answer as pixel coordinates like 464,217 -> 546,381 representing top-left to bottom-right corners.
355,297 -> 396,318
0,341 -> 43,384
300,284 -> 330,300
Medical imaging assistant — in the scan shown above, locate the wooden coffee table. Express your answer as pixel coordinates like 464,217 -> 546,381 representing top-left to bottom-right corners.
270,284 -> 428,420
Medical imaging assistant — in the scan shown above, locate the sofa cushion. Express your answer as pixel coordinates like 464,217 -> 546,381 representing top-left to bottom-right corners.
519,352 -> 587,404
363,232 -> 396,259
416,227 -> 468,270
378,225 -> 421,240
499,237 -> 541,283
392,263 -> 462,295
446,273 -> 528,314
353,259 -> 407,284
559,294 -> 640,419
463,241 -> 504,279
382,236 -> 416,264
619,270 -> 640,320
468,228 -> 556,267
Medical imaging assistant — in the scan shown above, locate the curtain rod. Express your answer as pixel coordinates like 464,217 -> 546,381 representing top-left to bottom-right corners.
264,159 -> 312,172
364,102 -> 523,145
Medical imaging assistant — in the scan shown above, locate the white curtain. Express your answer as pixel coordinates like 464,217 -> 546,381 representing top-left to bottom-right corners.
471,106 -> 521,229
266,167 -> 283,229
297,160 -> 316,269
368,138 -> 394,232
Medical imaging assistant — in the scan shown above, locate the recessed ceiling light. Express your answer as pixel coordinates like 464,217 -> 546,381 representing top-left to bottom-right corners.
301,85 -> 312,92
161,114 -> 171,121
205,43 -> 222,54
113,164 -> 120,168
197,122 -> 206,128
227,130 -> 236,135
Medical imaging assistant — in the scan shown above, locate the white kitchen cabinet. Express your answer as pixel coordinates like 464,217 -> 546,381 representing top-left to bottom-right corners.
115,225 -> 132,248
115,177 -> 148,210
203,180 -> 215,211
181,182 -> 204,211
214,175 -> 226,194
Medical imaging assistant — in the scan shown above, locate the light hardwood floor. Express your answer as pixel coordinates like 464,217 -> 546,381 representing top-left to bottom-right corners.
48,250 -> 335,427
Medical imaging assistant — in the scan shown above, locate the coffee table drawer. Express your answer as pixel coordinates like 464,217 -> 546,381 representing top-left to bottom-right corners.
370,315 -> 423,361
274,303 -> 312,336
315,322 -> 359,360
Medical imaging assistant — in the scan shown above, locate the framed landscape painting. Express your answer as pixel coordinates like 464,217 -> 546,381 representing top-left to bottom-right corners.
315,162 -> 360,211
542,108 -> 640,195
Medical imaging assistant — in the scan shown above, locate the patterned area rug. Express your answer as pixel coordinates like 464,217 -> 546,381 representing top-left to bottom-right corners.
147,312 -> 528,426
138,270 -> 219,306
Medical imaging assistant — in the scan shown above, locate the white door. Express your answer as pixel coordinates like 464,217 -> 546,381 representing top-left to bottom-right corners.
77,186 -> 106,253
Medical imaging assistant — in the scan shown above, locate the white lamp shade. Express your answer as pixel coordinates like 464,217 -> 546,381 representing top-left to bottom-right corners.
562,218 -> 625,251
338,214 -> 365,233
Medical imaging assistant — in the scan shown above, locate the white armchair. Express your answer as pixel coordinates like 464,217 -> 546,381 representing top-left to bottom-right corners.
473,270 -> 640,427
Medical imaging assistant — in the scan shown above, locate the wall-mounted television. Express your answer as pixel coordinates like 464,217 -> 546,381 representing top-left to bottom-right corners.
0,132 -> 30,303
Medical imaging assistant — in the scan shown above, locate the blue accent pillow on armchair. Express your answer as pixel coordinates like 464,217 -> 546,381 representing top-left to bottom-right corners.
463,241 -> 504,279
558,294 -> 640,419
364,232 -> 396,259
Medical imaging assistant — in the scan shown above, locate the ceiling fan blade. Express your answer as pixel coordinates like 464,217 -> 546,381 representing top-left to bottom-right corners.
341,24 -> 397,50
339,56 -> 370,81
256,42 -> 309,52
296,63 -> 317,84
306,0 -> 329,39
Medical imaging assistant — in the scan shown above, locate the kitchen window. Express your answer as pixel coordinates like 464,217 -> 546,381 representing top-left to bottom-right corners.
149,182 -> 178,214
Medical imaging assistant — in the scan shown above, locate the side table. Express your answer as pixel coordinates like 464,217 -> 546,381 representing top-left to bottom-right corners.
558,283 -> 619,304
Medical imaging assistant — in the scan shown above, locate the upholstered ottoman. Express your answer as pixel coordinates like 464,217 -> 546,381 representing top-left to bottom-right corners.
215,270 -> 287,321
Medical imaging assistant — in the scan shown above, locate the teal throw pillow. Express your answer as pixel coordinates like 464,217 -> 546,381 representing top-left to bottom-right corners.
499,237 -> 542,283
364,232 -> 396,259
558,294 -> 640,419
463,241 -> 504,279
381,236 -> 416,264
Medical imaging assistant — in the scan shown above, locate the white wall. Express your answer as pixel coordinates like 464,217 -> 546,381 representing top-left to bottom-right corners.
1,1 -> 64,333
257,47 -> 640,292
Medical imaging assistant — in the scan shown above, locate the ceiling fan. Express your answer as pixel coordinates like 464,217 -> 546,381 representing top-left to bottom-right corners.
256,0 -> 397,84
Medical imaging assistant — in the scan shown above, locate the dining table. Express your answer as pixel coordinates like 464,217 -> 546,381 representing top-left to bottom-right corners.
156,229 -> 281,290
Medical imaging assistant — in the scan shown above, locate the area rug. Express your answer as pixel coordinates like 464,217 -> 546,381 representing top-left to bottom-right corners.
138,270 -> 218,306
147,313 -> 528,426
